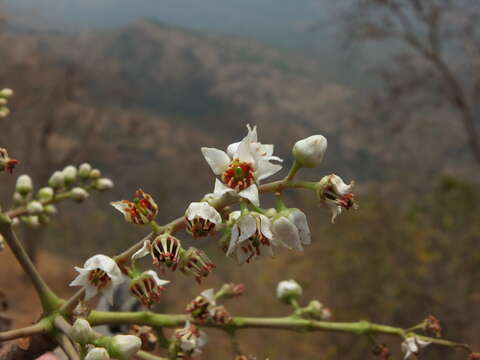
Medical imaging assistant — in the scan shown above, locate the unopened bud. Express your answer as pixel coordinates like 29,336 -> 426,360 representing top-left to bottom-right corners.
85,347 -> 110,360
276,279 -> 302,304
71,187 -> 89,202
44,204 -> 57,216
292,135 -> 327,168
62,165 -> 77,184
48,171 -> 65,189
16,175 -> 33,196
90,169 -> 101,179
37,187 -> 54,201
0,89 -> 13,98
22,215 -> 40,228
78,163 -> 92,179
0,108 -> 10,118
111,334 -> 142,359
70,318 -> 95,344
27,201 -> 44,215
96,178 -> 113,191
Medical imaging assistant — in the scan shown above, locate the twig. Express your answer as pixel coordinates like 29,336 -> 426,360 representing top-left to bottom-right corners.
0,322 -> 47,342
52,333 -> 79,360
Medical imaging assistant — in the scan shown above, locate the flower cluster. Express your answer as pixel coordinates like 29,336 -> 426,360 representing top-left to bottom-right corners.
0,88 -> 13,119
8,164 -> 113,228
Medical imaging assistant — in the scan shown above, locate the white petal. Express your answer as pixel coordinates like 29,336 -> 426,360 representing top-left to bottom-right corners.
214,178 -> 235,197
186,202 -> 222,225
197,330 -> 208,347
256,159 -> 282,182
246,124 -> 258,142
258,214 -> 273,239
69,271 -> 88,287
289,209 -> 311,245
102,285 -> 115,305
330,174 -> 354,195
132,240 -> 150,262
83,283 -> 99,301
233,137 -> 254,164
200,288 -> 216,306
144,270 -> 170,287
238,184 -> 259,206
271,217 -> 302,250
228,210 -> 241,222
237,214 -> 256,242
227,224 -> 240,256
110,201 -> 131,222
201,147 -> 231,175
226,141 -> 240,158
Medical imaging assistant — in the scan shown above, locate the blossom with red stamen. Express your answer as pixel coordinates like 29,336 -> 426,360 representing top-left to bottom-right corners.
227,211 -> 274,264
173,321 -> 208,356
179,247 -> 215,283
185,202 -> 222,238
111,189 -> 158,225
201,125 -> 282,206
0,148 -> 18,174
186,288 -> 216,321
317,174 -> 357,223
129,270 -> 169,308
150,234 -> 182,271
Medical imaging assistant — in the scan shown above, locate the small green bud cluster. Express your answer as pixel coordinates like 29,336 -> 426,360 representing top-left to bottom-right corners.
70,319 -> 142,360
10,163 -> 113,228
0,88 -> 13,119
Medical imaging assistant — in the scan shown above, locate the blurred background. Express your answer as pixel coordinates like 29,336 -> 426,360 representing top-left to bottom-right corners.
0,0 -> 479,359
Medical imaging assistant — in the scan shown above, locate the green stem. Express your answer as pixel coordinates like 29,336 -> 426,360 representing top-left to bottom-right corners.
275,192 -> 287,211
0,322 -> 48,341
285,160 -> 301,181
0,219 -> 62,312
86,311 -> 469,351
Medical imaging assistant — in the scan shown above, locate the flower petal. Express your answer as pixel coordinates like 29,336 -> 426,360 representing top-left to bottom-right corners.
233,137 -> 254,164
256,159 -> 282,182
238,184 -> 259,206
201,147 -> 231,175
289,209 -> 311,245
132,240 -> 150,262
237,214 -> 257,242
271,217 -> 302,250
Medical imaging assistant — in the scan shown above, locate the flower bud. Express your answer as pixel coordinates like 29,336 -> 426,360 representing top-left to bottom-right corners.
216,283 -> 245,299
27,201 -> 44,215
62,165 -> 77,184
90,169 -> 101,179
0,234 -> 5,251
37,187 -> 54,201
16,175 -> 33,196
111,334 -> 141,359
44,204 -> 57,216
276,279 -> 302,304
292,135 -> 327,168
71,187 -> 89,202
22,215 -> 40,228
70,318 -> 95,344
78,163 -> 92,179
12,192 -> 23,205
0,88 -> 13,97
48,171 -> 65,190
129,325 -> 158,352
0,108 -> 10,118
85,347 -> 110,360
0,98 -> 6,106
96,178 -> 114,191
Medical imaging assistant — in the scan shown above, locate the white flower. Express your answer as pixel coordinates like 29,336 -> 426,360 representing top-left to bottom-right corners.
276,280 -> 303,303
111,189 -> 158,224
201,126 -> 282,206
317,174 -> 357,223
16,175 -> 33,196
271,208 -> 310,251
112,334 -> 142,359
85,347 -> 110,360
227,211 -> 274,264
129,270 -> 170,308
185,202 -> 222,237
69,255 -> 123,304
401,337 -> 431,359
292,135 -> 327,168
226,124 -> 283,164
69,318 -> 95,344
174,321 -> 208,354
